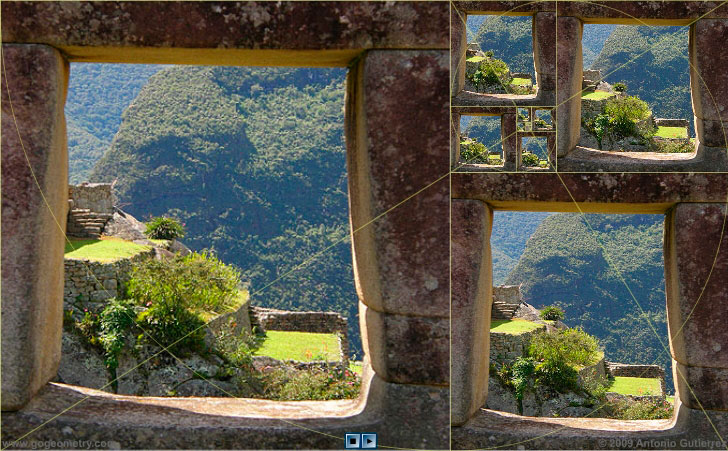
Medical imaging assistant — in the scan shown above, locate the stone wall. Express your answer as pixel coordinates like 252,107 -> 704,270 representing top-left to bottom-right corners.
68,183 -> 114,214
655,118 -> 690,128
492,285 -> 521,305
251,306 -> 349,364
489,325 -> 546,365
607,362 -> 667,396
63,251 -> 153,310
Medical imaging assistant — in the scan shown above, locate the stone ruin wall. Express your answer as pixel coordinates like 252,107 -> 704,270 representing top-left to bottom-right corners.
68,183 -> 114,214
63,250 -> 153,310
607,362 -> 667,396
489,325 -> 545,365
492,285 -> 521,305
251,306 -> 349,365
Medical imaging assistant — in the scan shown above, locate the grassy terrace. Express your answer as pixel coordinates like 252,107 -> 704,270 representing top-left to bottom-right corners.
490,319 -> 544,334
64,237 -> 150,262
608,376 -> 662,396
511,77 -> 532,86
581,90 -> 616,101
655,126 -> 688,139
255,330 -> 341,362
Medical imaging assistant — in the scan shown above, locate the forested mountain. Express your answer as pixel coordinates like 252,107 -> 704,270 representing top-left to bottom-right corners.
505,213 -> 672,389
591,25 -> 692,126
66,64 -> 164,182
86,65 -> 362,357
491,212 -> 553,284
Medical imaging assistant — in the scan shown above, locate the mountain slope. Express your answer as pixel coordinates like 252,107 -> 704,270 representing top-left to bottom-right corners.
66,63 -> 164,182
90,66 -> 362,356
591,25 -> 691,126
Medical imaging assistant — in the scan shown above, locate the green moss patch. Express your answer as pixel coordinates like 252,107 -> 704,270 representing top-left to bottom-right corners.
608,376 -> 662,396
581,90 -> 616,100
64,237 -> 150,262
490,319 -> 543,334
255,330 -> 340,361
511,77 -> 532,86
655,126 -> 688,139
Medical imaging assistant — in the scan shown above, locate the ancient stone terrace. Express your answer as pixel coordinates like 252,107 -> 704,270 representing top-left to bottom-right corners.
451,0 -> 728,172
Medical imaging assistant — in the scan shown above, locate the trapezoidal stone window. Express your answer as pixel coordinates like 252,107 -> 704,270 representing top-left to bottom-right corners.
0,2 -> 449,449
451,1 -> 728,173
450,172 -> 728,448
58,62 -> 361,399
452,107 -> 556,172
484,210 -> 670,418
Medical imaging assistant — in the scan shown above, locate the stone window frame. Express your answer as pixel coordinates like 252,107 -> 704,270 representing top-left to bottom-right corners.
451,1 -> 728,173
0,2 -> 449,448
452,107 -> 557,172
451,172 -> 728,448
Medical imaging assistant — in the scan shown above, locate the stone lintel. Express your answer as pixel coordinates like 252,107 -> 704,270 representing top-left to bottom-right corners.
1,2 -> 448,66
452,173 -> 728,211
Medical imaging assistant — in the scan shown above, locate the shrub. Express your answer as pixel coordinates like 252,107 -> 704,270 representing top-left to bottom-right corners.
613,82 -> 627,93
522,152 -> 540,167
511,357 -> 536,402
539,305 -> 565,321
262,366 -> 361,401
535,358 -> 579,393
136,301 -> 207,355
608,397 -> 674,420
604,95 -> 651,138
145,216 -> 185,240
460,138 -> 490,164
468,55 -> 512,89
128,251 -> 241,314
98,298 -> 136,372
528,327 -> 601,367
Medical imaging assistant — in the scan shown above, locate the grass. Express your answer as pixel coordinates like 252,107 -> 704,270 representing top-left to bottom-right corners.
197,289 -> 249,321
608,376 -> 662,396
581,90 -> 616,100
349,361 -> 363,375
655,126 -> 688,139
64,237 -> 150,262
490,319 -> 543,334
511,77 -> 532,86
255,330 -> 341,362
666,396 -> 675,404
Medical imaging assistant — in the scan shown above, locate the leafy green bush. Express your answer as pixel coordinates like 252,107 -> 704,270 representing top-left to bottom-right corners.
98,298 -> 136,372
468,56 -> 512,90
262,366 -> 361,400
460,138 -> 490,164
607,397 -> 673,420
511,357 -> 536,402
604,95 -> 651,138
522,152 -> 540,167
534,358 -> 579,393
136,301 -> 207,355
528,327 -> 601,367
613,82 -> 627,93
145,216 -> 185,240
128,251 -> 242,354
128,251 -> 241,314
539,306 -> 565,321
